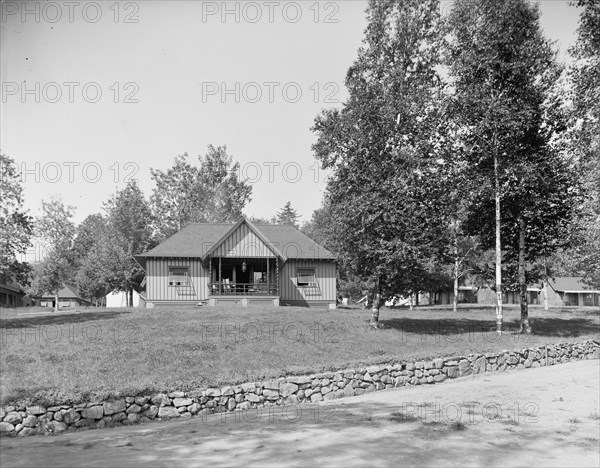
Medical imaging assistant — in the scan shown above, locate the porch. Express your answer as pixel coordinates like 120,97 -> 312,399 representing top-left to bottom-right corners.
208,257 -> 279,297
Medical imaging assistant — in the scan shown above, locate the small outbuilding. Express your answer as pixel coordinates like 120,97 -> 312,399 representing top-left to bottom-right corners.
105,289 -> 145,308
34,285 -> 92,309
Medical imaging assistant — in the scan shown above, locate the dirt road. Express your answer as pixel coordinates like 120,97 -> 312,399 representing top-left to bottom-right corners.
1,360 -> 599,467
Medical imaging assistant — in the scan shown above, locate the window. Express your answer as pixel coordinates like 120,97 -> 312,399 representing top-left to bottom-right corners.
297,268 -> 317,287
169,267 -> 189,286
583,293 -> 594,307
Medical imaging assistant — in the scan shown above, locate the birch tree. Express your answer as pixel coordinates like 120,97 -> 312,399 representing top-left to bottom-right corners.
312,0 -> 448,328
448,0 -> 579,333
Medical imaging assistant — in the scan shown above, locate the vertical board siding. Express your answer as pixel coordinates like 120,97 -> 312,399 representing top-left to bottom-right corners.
280,260 -> 336,302
147,258 -> 207,301
213,223 -> 276,258
146,256 -> 336,304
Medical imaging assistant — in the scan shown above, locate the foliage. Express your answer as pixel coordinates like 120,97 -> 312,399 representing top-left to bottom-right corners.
71,214 -> 108,265
312,0 -> 450,320
72,215 -> 110,303
248,215 -> 277,225
446,0 -> 580,315
73,181 -> 154,303
0,153 -> 33,286
301,200 -> 334,248
276,201 -> 301,228
76,234 -> 132,303
28,197 -> 76,307
150,146 -> 252,241
337,274 -> 371,301
35,197 -> 76,253
553,0 -> 600,288
102,180 -> 154,297
28,250 -> 72,302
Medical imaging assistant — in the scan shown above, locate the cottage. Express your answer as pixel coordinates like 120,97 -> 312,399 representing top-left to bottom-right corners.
0,281 -> 25,307
135,217 -> 337,308
420,276 -> 599,307
34,285 -> 92,308
542,277 -> 600,307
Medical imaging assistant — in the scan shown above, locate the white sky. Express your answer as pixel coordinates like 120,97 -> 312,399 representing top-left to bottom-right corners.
1,0 -> 582,225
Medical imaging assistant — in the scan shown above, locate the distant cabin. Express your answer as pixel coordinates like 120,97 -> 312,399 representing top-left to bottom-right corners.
34,285 -> 92,309
543,277 -> 600,307
420,277 -> 600,307
135,217 -> 337,308
0,280 -> 26,307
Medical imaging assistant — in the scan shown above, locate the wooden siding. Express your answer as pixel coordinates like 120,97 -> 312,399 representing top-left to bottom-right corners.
213,223 -> 276,258
146,258 -> 207,301
279,260 -> 336,304
146,257 -> 337,306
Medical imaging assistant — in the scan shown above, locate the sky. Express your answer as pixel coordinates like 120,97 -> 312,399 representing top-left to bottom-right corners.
1,0 -> 583,226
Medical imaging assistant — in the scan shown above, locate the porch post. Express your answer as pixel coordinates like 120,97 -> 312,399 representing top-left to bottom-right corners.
219,256 -> 222,295
266,257 -> 269,294
276,258 -> 279,296
209,257 -> 212,294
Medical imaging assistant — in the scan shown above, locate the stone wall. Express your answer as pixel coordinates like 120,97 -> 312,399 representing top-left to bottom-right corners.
1,340 -> 598,437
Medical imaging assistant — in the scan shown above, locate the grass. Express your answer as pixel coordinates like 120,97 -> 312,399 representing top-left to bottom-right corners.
501,418 -> 520,426
390,412 -> 419,423
448,421 -> 467,431
0,304 -> 598,405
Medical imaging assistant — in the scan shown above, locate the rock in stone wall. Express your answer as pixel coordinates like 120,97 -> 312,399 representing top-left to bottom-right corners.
1,340 -> 598,437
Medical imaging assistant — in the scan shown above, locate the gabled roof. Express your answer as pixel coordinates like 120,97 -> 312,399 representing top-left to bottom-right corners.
201,217 -> 283,261
251,223 -> 335,260
549,277 -> 600,293
137,217 -> 335,261
35,284 -> 89,300
139,223 -> 231,258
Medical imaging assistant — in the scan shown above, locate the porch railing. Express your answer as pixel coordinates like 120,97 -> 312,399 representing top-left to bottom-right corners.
209,282 -> 278,296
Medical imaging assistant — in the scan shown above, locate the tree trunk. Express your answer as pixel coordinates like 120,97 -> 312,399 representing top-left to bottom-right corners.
494,152 -> 503,334
408,293 -> 414,310
128,288 -> 133,307
518,217 -> 531,333
54,292 -> 59,312
453,250 -> 459,314
544,259 -> 549,311
370,275 -> 382,329
452,218 -> 459,313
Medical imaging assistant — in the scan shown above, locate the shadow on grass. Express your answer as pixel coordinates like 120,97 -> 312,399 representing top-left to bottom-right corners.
379,317 -> 599,338
0,310 -> 132,329
524,317 -> 600,338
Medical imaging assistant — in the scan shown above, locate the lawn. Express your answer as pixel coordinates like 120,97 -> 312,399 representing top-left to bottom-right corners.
0,304 -> 598,405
